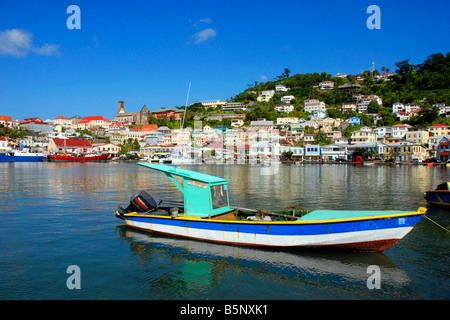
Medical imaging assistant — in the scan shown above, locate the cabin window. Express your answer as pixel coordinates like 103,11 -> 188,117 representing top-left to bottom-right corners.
211,185 -> 229,209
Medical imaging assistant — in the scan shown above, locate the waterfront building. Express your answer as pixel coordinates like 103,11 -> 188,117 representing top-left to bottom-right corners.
93,143 -> 121,155
145,131 -> 165,145
388,144 -> 427,162
436,136 -> 450,162
392,124 -> 411,139
351,130 -> 377,144
405,130 -> 429,146
304,144 -> 321,159
321,144 -> 348,160
48,138 -> 93,154
280,146 -> 304,159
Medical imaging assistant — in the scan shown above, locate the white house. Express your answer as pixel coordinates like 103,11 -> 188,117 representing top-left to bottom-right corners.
391,124 -> 411,139
319,81 -> 334,90
321,144 -> 348,160
0,136 -> 10,151
275,85 -> 288,94
342,103 -> 357,113
304,99 -> 326,113
281,95 -> 295,104
310,111 -> 327,120
53,116 -> 72,127
93,143 -> 121,155
257,90 -> 275,102
373,126 -> 393,137
275,105 -> 294,113
358,95 -> 383,113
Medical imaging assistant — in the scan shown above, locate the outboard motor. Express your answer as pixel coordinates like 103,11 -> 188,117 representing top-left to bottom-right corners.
127,191 -> 158,213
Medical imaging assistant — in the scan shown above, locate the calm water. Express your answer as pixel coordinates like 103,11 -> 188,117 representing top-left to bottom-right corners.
0,162 -> 449,300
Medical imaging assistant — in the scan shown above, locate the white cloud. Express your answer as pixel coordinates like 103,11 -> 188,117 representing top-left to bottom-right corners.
260,75 -> 268,82
31,43 -> 61,56
192,28 -> 217,44
194,17 -> 213,27
0,29 -> 60,58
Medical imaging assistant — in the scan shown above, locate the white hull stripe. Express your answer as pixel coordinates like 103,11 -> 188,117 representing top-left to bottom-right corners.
126,219 -> 413,247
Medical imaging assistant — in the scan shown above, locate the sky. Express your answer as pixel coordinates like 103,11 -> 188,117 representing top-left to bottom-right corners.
0,0 -> 449,121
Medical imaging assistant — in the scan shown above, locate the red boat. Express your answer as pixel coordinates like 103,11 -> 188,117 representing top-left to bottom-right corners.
48,154 -> 110,162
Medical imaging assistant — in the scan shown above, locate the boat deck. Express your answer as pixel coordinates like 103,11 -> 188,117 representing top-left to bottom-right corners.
300,209 -> 423,222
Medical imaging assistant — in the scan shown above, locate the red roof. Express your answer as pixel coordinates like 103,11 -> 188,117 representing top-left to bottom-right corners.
140,124 -> 158,131
54,116 -> 71,120
78,116 -> 112,124
0,137 -> 8,141
0,116 -> 12,122
52,138 -> 92,147
429,123 -> 448,127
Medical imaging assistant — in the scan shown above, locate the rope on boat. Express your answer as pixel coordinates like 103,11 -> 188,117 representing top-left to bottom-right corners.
424,215 -> 450,233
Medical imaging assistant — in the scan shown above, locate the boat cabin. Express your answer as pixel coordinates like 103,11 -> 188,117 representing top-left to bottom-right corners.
137,162 -> 231,218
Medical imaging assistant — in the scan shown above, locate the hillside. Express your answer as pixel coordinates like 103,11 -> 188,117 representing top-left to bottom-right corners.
228,52 -> 450,127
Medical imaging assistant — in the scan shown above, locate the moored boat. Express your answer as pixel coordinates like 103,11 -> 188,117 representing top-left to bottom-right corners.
115,163 -> 426,252
0,149 -> 43,162
48,153 -> 110,162
424,182 -> 450,207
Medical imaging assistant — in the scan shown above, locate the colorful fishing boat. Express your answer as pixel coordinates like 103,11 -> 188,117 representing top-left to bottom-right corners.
115,163 -> 426,252
48,153 -> 110,162
424,182 -> 450,207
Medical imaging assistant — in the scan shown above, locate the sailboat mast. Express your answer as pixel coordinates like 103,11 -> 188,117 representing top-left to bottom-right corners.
181,82 -> 191,130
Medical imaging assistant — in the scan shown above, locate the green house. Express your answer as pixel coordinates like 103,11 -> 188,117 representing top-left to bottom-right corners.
137,163 -> 231,218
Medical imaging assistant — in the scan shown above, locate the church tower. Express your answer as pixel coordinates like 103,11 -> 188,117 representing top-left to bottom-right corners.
118,101 -> 125,114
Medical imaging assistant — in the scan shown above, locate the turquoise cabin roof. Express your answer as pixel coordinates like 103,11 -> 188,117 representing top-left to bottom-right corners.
137,162 -> 230,217
137,163 -> 227,184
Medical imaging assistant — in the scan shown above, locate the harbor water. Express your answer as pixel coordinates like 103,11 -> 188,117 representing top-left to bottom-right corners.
0,162 -> 449,300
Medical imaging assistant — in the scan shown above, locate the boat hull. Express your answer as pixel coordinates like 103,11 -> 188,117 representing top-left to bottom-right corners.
48,154 -> 109,162
0,154 -> 43,162
121,209 -> 425,252
425,190 -> 450,207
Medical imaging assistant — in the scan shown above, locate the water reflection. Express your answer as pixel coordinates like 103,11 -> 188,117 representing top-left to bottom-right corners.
116,225 -> 413,299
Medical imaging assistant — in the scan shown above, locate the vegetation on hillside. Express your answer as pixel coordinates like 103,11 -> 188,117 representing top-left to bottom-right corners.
143,52 -> 450,130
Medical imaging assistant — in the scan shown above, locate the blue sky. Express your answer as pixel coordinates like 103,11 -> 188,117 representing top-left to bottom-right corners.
1,0 -> 449,121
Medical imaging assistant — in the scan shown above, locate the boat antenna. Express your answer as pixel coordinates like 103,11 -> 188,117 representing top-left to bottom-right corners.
181,82 -> 191,130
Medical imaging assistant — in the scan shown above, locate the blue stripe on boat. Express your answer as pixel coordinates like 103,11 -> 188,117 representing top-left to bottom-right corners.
126,214 -> 422,236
